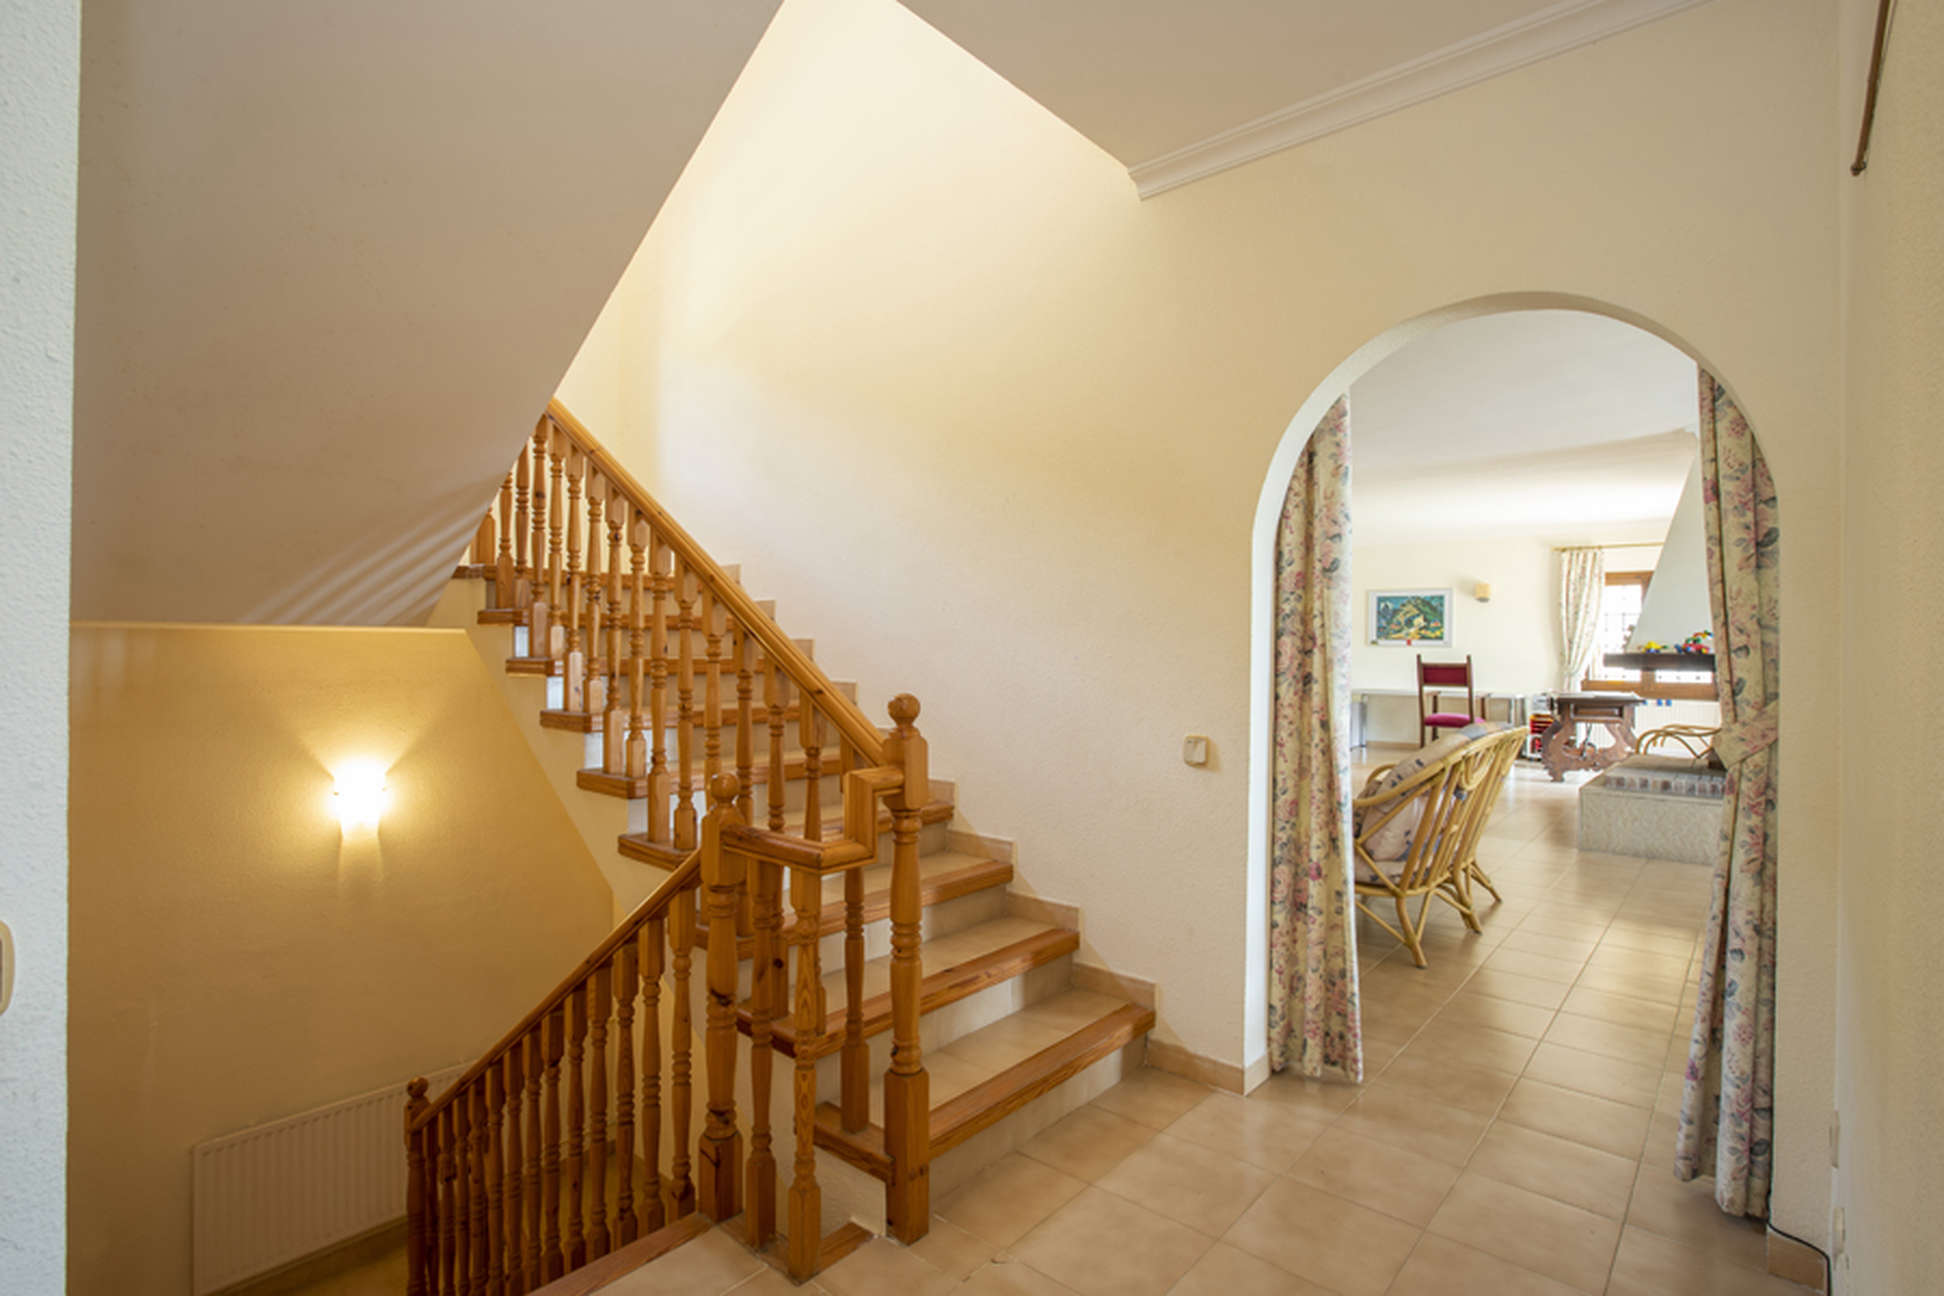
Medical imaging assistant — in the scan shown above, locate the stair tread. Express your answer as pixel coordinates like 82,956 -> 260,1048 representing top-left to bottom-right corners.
575,754 -> 824,800
743,917 -> 1078,1058
813,990 -> 1154,1172
615,797 -> 954,870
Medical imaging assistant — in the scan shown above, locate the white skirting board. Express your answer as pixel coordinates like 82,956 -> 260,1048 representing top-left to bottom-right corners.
192,1063 -> 467,1295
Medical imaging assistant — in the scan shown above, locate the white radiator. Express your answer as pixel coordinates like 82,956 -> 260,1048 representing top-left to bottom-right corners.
191,1063 -> 467,1295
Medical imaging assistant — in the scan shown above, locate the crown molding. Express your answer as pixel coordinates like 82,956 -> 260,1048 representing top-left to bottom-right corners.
1128,0 -> 1714,198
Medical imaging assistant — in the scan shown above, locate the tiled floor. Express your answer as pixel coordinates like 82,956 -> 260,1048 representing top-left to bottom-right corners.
306,759 -> 1813,1296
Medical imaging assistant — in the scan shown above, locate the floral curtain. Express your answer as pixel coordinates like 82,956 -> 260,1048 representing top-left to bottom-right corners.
1268,397 -> 1361,1080
1674,372 -> 1782,1217
1558,547 -> 1606,690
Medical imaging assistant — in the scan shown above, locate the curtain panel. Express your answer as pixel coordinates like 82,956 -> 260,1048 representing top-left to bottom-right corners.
1558,547 -> 1606,690
1674,372 -> 1782,1217
1267,398 -> 1361,1080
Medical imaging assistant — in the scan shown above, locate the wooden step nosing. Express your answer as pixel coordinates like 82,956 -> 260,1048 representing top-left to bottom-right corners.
811,1103 -> 891,1180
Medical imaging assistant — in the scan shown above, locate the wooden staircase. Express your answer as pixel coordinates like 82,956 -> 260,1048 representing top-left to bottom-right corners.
409,401 -> 1154,1294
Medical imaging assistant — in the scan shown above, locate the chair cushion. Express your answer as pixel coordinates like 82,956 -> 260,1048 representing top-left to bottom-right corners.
1358,721 -> 1511,862
1424,712 -> 1475,726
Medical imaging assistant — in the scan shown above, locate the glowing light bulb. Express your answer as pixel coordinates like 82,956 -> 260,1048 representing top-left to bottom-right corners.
332,761 -> 390,831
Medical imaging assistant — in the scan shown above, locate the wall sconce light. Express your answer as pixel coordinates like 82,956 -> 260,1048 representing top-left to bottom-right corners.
1473,581 -> 1493,603
332,761 -> 390,832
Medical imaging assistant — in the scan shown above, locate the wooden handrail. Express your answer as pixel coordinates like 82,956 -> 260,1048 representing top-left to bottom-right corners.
411,847 -> 702,1132
543,400 -> 885,765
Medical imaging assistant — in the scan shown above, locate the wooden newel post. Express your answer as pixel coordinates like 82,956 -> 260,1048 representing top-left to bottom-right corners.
405,1078 -> 430,1296
697,774 -> 746,1223
881,693 -> 931,1243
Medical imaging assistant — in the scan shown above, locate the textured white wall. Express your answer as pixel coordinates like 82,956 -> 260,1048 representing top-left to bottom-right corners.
1836,0 -> 1944,1287
0,0 -> 75,1288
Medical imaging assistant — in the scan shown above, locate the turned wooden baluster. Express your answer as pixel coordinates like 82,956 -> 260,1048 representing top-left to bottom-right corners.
484,1068 -> 504,1296
882,695 -> 932,1243
473,510 -> 495,570
602,492 -> 626,764
674,563 -> 698,848
513,445 -> 533,611
800,704 -> 824,843
453,1089 -> 471,1294
746,853 -> 781,1248
588,964 -> 611,1259
765,657 -> 788,833
562,448 -> 586,708
527,422 -> 550,651
548,428 -> 569,663
582,470 -> 605,715
501,1051 -> 523,1296
697,776 -> 746,1221
734,624 -> 756,826
406,1081 -> 430,1296
785,858 -> 826,1281
438,1106 -> 457,1295
541,1010 -> 565,1282
495,468 -> 516,608
701,588 -> 723,791
841,858 -> 869,1132
614,941 -> 638,1246
644,537 -> 670,838
523,1035 -> 542,1290
621,522 -> 649,785
566,984 -> 587,1269
472,1085 -> 490,1295
638,917 -> 666,1234
669,886 -> 697,1217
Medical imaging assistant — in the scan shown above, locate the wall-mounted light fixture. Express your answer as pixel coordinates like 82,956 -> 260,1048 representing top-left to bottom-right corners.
332,761 -> 390,832
1473,581 -> 1493,603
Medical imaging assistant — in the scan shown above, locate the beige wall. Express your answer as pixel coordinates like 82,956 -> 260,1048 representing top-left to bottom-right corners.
72,1 -> 778,627
1836,0 -> 1944,1287
562,0 -> 1843,1246
68,625 -> 613,1295
1,0 -> 76,1288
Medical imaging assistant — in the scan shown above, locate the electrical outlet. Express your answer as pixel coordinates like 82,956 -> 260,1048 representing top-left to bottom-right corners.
1833,1206 -> 1847,1255
1181,734 -> 1210,767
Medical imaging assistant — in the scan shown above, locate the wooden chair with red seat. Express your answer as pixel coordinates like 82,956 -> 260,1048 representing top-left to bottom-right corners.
1416,654 -> 1479,747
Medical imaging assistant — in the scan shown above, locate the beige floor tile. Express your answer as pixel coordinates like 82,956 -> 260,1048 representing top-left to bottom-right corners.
600,1226 -> 767,1295
1624,1165 -> 1770,1271
1010,1187 -> 1212,1296
1334,1084 -> 1492,1167
1558,986 -> 1678,1033
1605,1224 -> 1815,1295
1462,968 -> 1571,1010
817,1237 -> 961,1296
1373,1051 -> 1519,1118
1387,1233 -> 1584,1295
1467,1120 -> 1637,1219
1088,1068 -> 1211,1130
1572,965 -> 1686,1004
1482,948 -> 1585,985
1094,1132 -> 1277,1236
1164,1241 -> 1334,1295
1495,1078 -> 1651,1159
1543,1012 -> 1672,1066
724,1266 -> 827,1295
952,1258 -> 1080,1295
1432,990 -> 1558,1039
937,1153 -> 1088,1248
1522,1042 -> 1660,1108
1245,1071 -> 1362,1119
1392,1018 -> 1537,1076
1500,931 -> 1600,964
1426,1174 -> 1620,1293
1019,1105 -> 1157,1182
1161,1091 -> 1329,1173
907,1217 -> 998,1281
1223,1178 -> 1421,1295
1639,1108 -> 1682,1169
1285,1125 -> 1461,1226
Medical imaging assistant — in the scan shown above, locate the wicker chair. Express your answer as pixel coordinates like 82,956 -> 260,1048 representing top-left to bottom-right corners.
1353,727 -> 1526,967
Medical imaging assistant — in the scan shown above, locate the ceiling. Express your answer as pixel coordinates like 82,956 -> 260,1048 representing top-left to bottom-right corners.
73,1 -> 781,624
1348,310 -> 1699,542
900,0 -> 1710,194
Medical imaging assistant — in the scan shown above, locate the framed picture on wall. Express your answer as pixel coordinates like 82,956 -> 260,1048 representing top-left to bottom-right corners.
1369,588 -> 1452,646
